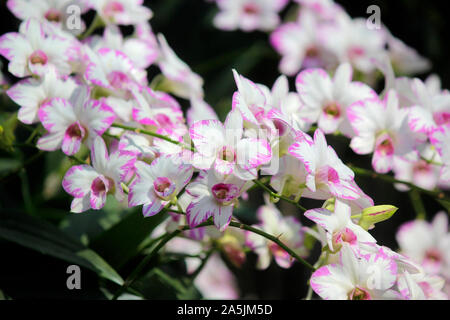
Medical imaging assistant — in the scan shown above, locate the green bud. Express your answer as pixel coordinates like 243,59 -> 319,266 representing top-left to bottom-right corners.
269,193 -> 280,204
323,198 -> 335,212
357,205 -> 398,230
91,86 -> 112,99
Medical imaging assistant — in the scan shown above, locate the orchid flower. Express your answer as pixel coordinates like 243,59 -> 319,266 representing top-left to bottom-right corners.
0,18 -> 76,77
84,47 -> 145,91
117,132 -> 157,162
87,0 -> 153,26
304,199 -> 376,252
7,68 -> 76,124
189,109 -> 272,180
186,170 -> 251,231
87,25 -> 158,69
37,87 -> 115,155
213,0 -> 288,32
347,89 -> 420,173
289,129 -> 360,200
408,78 -> 450,136
186,97 -> 219,127
232,69 -> 273,126
128,155 -> 193,217
310,245 -> 398,300
62,136 -> 135,212
392,145 -> 445,192
397,271 -> 447,300
430,125 -> 450,183
270,9 -> 330,76
7,0 -> 87,29
194,253 -> 240,299
132,86 -> 187,137
156,34 -> 204,99
246,199 -> 308,269
396,212 -> 450,278
295,63 -> 377,136
322,12 -> 386,74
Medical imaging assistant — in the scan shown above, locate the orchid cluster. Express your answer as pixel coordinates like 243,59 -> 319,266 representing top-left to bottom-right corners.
211,0 -> 430,78
1,0 -> 449,300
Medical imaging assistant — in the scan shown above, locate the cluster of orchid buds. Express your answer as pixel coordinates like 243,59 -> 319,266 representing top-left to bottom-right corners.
1,0 -> 449,300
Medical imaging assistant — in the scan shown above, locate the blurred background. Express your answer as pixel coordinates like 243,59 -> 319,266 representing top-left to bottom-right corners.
0,0 -> 449,299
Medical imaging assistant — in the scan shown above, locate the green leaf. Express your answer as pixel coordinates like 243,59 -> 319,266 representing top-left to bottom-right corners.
77,249 -> 124,286
89,209 -> 168,269
437,199 -> 450,213
131,267 -> 201,300
0,209 -> 123,285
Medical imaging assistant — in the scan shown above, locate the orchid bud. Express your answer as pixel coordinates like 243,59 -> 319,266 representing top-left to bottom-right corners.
358,205 -> 398,230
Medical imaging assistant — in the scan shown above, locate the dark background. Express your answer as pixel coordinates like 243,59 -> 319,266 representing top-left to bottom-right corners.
0,0 -> 449,299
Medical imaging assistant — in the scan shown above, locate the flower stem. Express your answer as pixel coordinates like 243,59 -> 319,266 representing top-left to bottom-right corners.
111,229 -> 182,300
186,248 -> 215,285
111,217 -> 315,299
78,14 -> 103,40
409,189 -> 426,220
111,123 -> 194,151
348,164 -> 450,204
252,179 -> 307,212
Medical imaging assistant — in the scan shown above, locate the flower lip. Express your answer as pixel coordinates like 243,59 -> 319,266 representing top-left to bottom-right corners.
317,165 -> 340,185
45,9 -> 62,22
349,287 -> 371,300
323,102 -> 341,118
66,121 -> 86,141
155,113 -> 173,128
211,183 -> 240,204
333,227 -> 357,247
153,177 -> 176,199
425,248 -> 442,263
107,71 -> 130,90
375,133 -> 394,156
243,3 -> 260,15
348,46 -> 365,59
218,146 -> 236,163
29,50 -> 48,65
306,46 -> 320,58
91,175 -> 112,196
327,167 -> 340,184
433,111 -> 450,126
413,159 -> 431,173
273,118 -> 288,136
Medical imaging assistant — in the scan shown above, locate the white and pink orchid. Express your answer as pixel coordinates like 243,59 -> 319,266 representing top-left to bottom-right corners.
128,155 -> 193,217
62,136 -> 135,212
304,199 -> 376,252
396,212 -> 450,278
186,170 -> 251,231
288,129 -> 360,200
348,89 -> 420,173
86,0 -> 152,26
213,0 -> 288,32
0,18 -> 76,77
246,199 -> 308,269
7,68 -> 76,124
37,87 -> 115,155
295,63 -> 377,135
189,109 -> 272,180
310,245 -> 398,300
